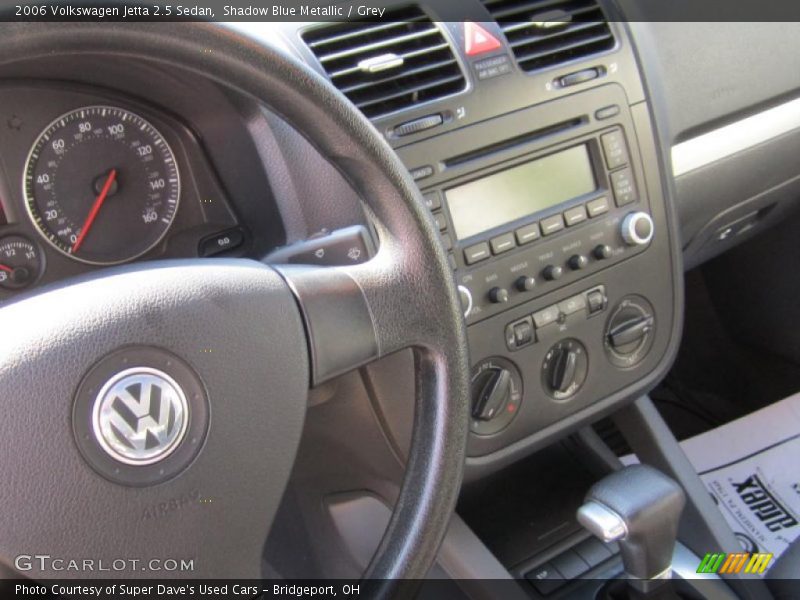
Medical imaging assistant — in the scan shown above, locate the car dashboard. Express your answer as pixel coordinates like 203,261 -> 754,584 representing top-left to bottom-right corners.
2,5 -> 800,484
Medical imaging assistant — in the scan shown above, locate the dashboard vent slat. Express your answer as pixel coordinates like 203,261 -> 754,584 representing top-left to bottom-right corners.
482,0 -> 615,73
302,6 -> 466,119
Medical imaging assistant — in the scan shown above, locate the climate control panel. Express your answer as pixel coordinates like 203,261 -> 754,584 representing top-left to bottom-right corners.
398,85 -> 677,463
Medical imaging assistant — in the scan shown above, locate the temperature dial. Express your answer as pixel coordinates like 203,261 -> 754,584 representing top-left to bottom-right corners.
542,338 -> 588,400
0,235 -> 43,290
604,296 -> 656,368
470,357 -> 522,436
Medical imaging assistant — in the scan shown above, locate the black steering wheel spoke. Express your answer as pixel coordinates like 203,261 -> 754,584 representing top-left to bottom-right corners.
275,238 -> 446,385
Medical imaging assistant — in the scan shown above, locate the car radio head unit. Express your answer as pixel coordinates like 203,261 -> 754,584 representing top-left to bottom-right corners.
419,123 -> 653,327
446,144 -> 597,240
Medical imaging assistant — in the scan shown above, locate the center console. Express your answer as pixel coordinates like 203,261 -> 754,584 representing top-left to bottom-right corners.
280,3 -> 682,478
395,83 -> 679,469
265,8 -> 686,594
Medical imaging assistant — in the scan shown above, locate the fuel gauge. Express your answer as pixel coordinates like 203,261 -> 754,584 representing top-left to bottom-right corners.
0,235 -> 43,290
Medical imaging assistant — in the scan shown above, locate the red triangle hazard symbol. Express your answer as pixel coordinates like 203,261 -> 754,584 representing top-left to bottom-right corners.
464,22 -> 503,56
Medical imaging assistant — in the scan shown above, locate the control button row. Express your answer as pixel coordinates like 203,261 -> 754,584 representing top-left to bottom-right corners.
463,196 -> 611,266
421,189 -> 457,271
488,247 -> 612,309
599,128 -> 639,207
506,286 -> 607,351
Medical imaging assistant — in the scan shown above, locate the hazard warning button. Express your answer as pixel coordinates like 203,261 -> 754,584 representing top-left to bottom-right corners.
464,22 -> 503,56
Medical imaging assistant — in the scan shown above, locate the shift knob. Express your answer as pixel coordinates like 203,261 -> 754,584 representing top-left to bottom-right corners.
577,465 -> 685,588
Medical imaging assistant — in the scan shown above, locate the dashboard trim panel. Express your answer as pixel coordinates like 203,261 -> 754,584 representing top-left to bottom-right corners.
672,95 -> 800,177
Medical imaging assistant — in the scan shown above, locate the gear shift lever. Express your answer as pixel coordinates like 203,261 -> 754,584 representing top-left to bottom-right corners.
577,465 -> 686,595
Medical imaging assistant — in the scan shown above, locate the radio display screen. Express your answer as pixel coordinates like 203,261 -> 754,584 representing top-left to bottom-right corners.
445,145 -> 597,240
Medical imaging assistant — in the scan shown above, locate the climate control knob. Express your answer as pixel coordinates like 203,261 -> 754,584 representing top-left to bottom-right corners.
621,212 -> 654,246
470,357 -> 523,435
604,296 -> 656,368
541,339 -> 588,400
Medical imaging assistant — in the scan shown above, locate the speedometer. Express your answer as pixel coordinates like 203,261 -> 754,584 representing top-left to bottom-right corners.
23,106 -> 180,265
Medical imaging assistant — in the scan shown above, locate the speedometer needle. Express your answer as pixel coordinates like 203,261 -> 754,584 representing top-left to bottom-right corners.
71,168 -> 117,254
0,264 -> 12,273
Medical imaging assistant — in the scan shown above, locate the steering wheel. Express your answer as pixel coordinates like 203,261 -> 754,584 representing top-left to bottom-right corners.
0,22 -> 470,592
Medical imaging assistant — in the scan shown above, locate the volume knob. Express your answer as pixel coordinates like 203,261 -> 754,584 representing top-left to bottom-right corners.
621,212 -> 654,246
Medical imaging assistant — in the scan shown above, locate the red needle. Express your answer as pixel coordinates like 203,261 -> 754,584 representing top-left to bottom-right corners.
0,264 -> 12,273
71,168 -> 117,254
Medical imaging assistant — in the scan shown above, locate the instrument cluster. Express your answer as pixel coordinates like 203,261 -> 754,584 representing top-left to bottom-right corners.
0,84 -> 248,299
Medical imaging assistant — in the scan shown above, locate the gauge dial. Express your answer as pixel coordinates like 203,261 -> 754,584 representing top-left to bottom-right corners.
23,106 -> 180,265
0,235 -> 42,289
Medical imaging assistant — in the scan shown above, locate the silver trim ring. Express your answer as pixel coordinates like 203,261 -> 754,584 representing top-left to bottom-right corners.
92,367 -> 189,466
21,105 -> 181,266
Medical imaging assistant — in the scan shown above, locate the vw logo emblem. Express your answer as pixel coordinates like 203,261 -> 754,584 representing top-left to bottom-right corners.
92,367 -> 189,465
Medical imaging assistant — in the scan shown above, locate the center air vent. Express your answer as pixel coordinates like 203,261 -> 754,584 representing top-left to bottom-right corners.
302,6 -> 466,119
482,0 -> 615,73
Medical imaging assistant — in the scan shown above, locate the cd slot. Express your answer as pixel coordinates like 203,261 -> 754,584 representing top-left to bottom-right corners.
443,116 -> 587,170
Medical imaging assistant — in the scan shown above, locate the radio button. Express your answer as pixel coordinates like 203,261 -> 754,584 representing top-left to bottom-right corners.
448,253 -> 457,270
564,205 -> 588,227
610,168 -> 638,206
490,232 -> 516,255
441,233 -> 453,251
540,215 -> 565,236
410,165 -> 434,181
422,191 -> 441,211
515,223 -> 541,245
464,242 -> 491,265
515,275 -> 536,292
593,244 -> 613,260
533,305 -> 561,329
568,254 -> 589,271
543,264 -> 563,281
434,212 -> 448,231
601,130 -> 629,169
489,287 -> 510,304
587,196 -> 610,218
595,105 -> 621,121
